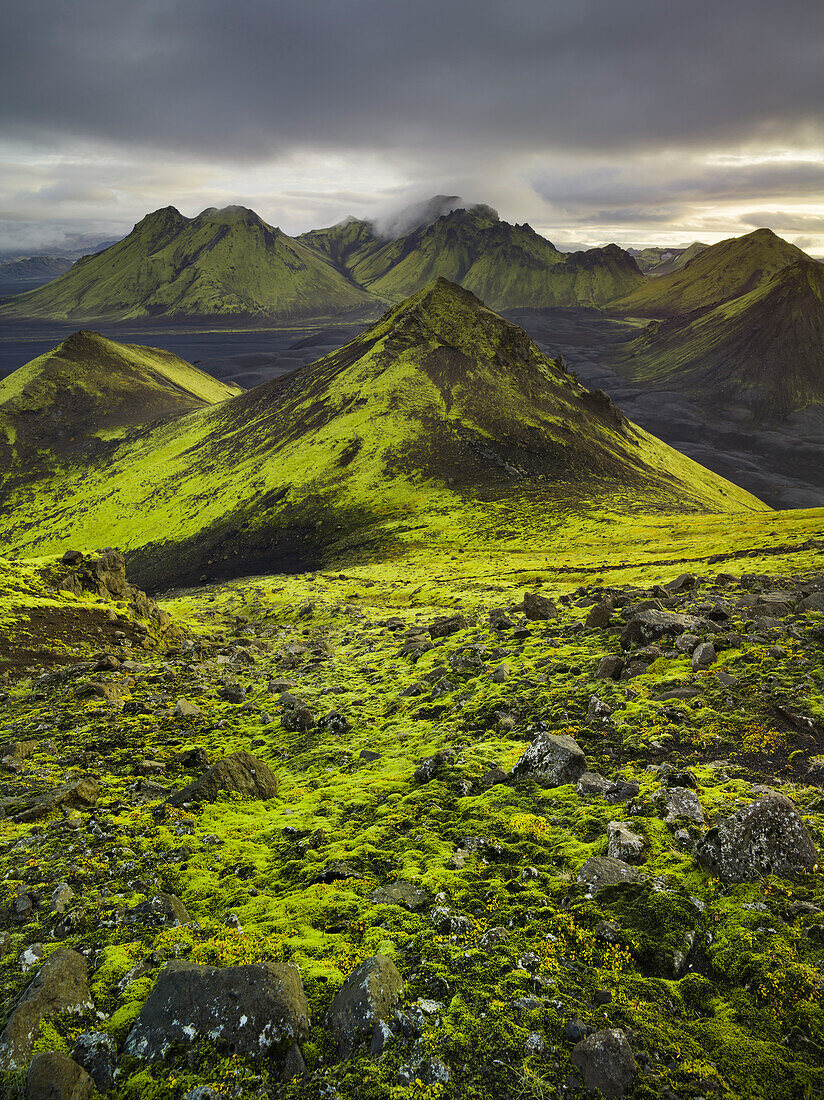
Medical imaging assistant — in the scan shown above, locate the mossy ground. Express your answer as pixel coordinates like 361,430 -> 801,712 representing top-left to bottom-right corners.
0,507 -> 823,1098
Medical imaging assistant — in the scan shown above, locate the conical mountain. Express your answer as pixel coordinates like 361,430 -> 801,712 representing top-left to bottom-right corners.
302,203 -> 645,308
0,330 -> 241,463
613,228 -> 810,317
0,206 -> 379,323
0,279 -> 765,587
612,259 -> 824,420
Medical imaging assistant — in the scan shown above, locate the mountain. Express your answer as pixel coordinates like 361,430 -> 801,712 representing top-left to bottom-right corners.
302,204 -> 645,309
0,206 -> 379,323
612,228 -> 810,317
630,242 -> 710,276
0,330 -> 241,464
0,255 -> 74,285
0,279 -> 765,587
611,259 -> 824,420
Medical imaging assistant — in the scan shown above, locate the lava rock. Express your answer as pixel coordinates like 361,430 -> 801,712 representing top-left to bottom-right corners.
657,786 -> 704,826
595,655 -> 624,680
166,751 -> 277,806
326,955 -> 404,1058
0,949 -> 93,1069
577,857 -> 644,895
692,642 -> 716,671
124,960 -> 309,1062
25,1051 -> 93,1100
428,614 -> 467,638
512,733 -> 586,787
571,1029 -> 637,1097
126,893 -> 190,928
71,1032 -> 118,1093
621,609 -> 701,650
696,795 -> 817,882
586,598 -> 615,628
607,821 -> 645,864
15,777 -> 99,823
523,592 -> 558,620
577,771 -> 613,796
370,881 -> 429,910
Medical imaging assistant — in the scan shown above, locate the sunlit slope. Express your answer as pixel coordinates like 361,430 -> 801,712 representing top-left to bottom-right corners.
613,228 -> 810,317
0,206 -> 379,322
0,330 -> 241,461
614,260 -> 824,419
0,280 -> 766,586
304,205 -> 645,309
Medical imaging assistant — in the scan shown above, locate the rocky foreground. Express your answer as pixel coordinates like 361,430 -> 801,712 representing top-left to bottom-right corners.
0,550 -> 823,1099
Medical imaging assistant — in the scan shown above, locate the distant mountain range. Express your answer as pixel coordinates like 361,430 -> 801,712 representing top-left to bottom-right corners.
628,242 -> 709,276
0,279 -> 762,586
0,200 -> 647,323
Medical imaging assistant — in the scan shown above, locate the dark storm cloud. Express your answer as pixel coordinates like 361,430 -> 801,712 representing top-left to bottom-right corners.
2,0 -> 823,159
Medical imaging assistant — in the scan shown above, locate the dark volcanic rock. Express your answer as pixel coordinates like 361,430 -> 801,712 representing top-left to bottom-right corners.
621,609 -> 701,649
325,954 -> 404,1059
428,614 -> 467,638
167,751 -> 277,806
26,1051 -> 93,1100
577,856 -> 644,895
512,733 -> 586,787
126,893 -> 190,928
124,960 -> 309,1061
15,777 -> 99,823
571,1028 -> 637,1098
522,591 -> 558,620
71,1032 -> 118,1093
0,949 -> 93,1069
370,880 -> 429,910
586,597 -> 615,628
696,795 -> 816,882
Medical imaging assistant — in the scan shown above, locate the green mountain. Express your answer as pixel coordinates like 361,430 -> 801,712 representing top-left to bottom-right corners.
0,279 -> 764,587
301,204 -> 645,308
613,228 -> 810,317
612,259 -> 824,420
0,206 -> 379,323
0,330 -> 241,464
631,242 -> 710,276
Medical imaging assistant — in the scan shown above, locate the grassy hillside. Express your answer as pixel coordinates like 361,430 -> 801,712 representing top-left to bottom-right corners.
301,205 -> 645,309
336,206 -> 645,309
632,242 -> 710,276
0,206 -> 379,323
613,228 -> 809,317
613,259 -> 824,419
0,280 -> 765,588
0,330 -> 241,464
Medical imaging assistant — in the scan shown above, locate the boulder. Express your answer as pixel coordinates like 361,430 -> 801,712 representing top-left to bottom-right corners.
126,893 -> 190,928
428,614 -> 467,639
166,751 -> 277,806
577,857 -> 644,895
512,733 -> 586,788
621,609 -> 701,650
370,881 -> 429,911
15,777 -> 99,823
696,795 -> 816,882
571,1029 -> 637,1098
522,592 -> 557,620
586,598 -> 615,628
595,655 -> 624,680
173,699 -> 201,718
657,787 -> 704,826
0,949 -> 93,1070
25,1051 -> 93,1100
71,1032 -> 118,1093
326,955 -> 404,1059
607,821 -> 645,864
799,592 -> 824,613
692,642 -> 716,671
281,701 -> 315,732
124,960 -> 309,1062
577,772 -> 613,796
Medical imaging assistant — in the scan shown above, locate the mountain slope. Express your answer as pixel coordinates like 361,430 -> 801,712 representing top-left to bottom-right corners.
0,255 -> 74,284
0,279 -> 765,587
613,228 -> 810,317
0,206 -> 379,323
631,242 -> 710,276
303,204 -> 645,309
0,330 -> 241,462
612,259 -> 824,419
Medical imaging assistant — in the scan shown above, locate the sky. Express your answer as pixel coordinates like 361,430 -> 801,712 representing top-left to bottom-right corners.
2,0 -> 824,255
